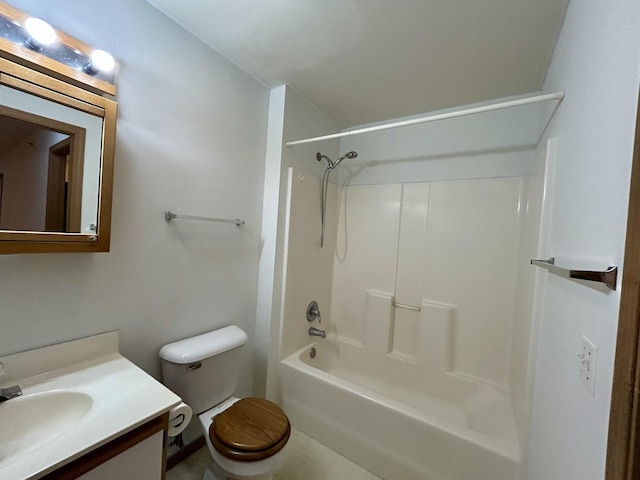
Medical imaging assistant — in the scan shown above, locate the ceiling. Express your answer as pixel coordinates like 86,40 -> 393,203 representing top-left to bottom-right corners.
145,0 -> 570,127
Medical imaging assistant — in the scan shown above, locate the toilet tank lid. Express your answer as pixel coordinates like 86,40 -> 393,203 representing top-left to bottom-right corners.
159,325 -> 248,364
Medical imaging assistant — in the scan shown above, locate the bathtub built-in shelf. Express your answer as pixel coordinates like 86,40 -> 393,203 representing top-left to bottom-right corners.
164,211 -> 245,226
393,301 -> 421,312
530,257 -> 618,290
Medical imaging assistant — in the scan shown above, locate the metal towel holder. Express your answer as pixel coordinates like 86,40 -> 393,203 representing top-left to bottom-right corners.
164,211 -> 245,226
530,257 -> 618,290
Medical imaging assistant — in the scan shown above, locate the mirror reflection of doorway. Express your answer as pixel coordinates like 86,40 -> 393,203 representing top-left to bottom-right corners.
45,137 -> 81,232
0,113 -> 83,232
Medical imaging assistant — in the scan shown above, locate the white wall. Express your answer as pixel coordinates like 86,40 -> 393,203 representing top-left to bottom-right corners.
0,0 -> 269,403
257,85 -> 340,398
527,0 -> 640,479
509,139 -> 552,462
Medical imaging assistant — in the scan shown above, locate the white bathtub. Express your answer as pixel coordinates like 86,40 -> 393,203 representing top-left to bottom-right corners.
279,339 -> 520,480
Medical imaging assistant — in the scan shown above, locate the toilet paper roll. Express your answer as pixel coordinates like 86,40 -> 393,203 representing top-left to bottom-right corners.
168,402 -> 193,437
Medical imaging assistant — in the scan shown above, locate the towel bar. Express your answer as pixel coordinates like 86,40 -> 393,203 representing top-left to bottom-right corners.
164,211 -> 245,226
530,257 -> 617,290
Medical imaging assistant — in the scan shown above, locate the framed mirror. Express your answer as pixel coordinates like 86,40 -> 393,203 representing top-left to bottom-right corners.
0,57 -> 116,253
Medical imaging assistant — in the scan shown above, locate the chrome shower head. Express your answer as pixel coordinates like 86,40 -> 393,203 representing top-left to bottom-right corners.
333,151 -> 358,168
317,151 -> 358,169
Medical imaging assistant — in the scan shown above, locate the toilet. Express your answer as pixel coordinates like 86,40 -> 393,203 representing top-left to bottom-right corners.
159,325 -> 290,480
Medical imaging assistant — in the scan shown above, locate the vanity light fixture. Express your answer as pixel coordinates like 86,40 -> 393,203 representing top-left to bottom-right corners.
23,17 -> 57,50
0,3 -> 117,94
83,49 -> 116,75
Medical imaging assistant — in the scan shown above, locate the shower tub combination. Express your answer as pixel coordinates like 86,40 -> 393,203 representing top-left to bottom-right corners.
280,337 -> 520,480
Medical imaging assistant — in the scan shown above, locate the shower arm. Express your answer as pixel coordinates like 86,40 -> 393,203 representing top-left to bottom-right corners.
316,153 -> 334,169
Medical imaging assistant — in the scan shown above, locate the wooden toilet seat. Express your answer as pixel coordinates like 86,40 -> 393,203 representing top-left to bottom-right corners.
209,398 -> 291,462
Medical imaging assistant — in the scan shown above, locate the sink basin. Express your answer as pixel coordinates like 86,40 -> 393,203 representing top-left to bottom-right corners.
0,333 -> 181,480
0,390 -> 93,464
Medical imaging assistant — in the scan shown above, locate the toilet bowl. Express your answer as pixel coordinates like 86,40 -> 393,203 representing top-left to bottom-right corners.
159,326 -> 291,480
199,397 -> 291,480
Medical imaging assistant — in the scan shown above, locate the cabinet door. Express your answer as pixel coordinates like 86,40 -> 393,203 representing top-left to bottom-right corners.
42,414 -> 169,480
78,431 -> 164,480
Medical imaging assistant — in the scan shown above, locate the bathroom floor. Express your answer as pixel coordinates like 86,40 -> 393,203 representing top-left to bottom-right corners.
166,428 -> 382,480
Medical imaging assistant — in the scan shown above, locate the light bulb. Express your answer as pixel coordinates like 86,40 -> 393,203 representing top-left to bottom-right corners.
24,18 -> 57,49
90,50 -> 115,72
83,49 -> 115,75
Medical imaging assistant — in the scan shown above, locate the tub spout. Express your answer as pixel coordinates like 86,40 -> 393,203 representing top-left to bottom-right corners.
308,327 -> 326,339
0,362 -> 22,402
0,385 -> 22,402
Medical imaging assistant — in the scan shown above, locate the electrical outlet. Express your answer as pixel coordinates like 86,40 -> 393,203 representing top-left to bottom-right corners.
578,336 -> 597,396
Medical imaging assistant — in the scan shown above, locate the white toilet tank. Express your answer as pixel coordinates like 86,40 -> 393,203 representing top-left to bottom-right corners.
159,325 -> 248,414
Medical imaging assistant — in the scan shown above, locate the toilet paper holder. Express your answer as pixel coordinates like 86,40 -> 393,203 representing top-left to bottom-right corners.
168,401 -> 193,438
170,413 -> 187,429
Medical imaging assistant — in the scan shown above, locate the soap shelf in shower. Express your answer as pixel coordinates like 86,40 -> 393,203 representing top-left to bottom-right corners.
530,257 -> 618,290
393,301 -> 421,312
164,211 -> 245,226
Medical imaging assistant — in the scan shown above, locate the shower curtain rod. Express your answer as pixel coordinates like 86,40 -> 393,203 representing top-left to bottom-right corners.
285,91 -> 564,147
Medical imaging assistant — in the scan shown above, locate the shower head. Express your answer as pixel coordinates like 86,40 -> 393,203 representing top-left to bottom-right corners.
317,151 -> 358,169
333,151 -> 358,168
316,150 -> 358,170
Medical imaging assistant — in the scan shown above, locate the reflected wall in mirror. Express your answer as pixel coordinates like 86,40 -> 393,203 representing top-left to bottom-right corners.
0,57 -> 116,253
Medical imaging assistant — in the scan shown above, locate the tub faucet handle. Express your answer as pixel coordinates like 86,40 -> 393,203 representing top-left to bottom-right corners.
306,301 -> 321,323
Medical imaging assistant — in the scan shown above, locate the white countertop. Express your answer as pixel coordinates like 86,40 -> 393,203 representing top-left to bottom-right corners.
0,332 -> 181,480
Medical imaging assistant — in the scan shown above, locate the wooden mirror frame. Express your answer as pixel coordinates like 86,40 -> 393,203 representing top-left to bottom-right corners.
0,57 -> 116,253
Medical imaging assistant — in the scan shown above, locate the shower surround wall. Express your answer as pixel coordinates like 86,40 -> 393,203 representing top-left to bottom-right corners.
280,168 -> 338,359
267,87 -> 549,479
330,177 -> 523,387
335,104 -> 554,456
277,166 -> 544,479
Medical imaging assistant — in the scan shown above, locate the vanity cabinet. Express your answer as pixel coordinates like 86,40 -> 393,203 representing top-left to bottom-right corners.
0,332 -> 181,480
42,413 -> 169,480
